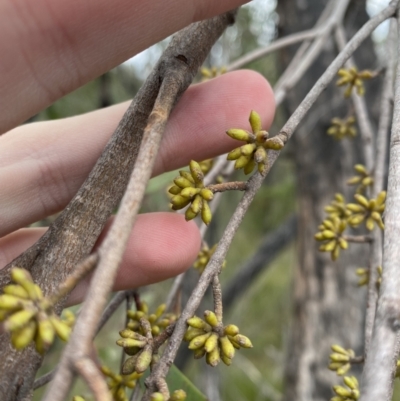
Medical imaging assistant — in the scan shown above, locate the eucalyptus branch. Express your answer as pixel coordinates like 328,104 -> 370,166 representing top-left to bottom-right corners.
75,357 -> 111,401
274,0 -> 351,106
364,18 -> 397,355
212,275 -> 223,322
334,24 -> 375,171
42,12 -> 237,401
359,10 -> 400,401
226,28 -> 322,72
142,5 -> 398,398
342,235 -> 373,243
208,181 -> 247,193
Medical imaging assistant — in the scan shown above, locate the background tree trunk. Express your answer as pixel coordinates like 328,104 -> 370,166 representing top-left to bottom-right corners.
277,1 -> 381,400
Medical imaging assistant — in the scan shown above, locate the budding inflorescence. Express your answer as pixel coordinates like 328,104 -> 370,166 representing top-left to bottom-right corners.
118,303 -> 176,375
169,160 -> 214,225
331,375 -> 360,401
324,193 -> 351,220
347,164 -> 373,194
327,117 -> 357,140
193,243 -> 226,274
127,302 -> 176,337
150,390 -> 187,401
101,365 -> 142,401
184,310 -> 252,367
329,345 -> 356,376
0,267 -> 72,354
336,67 -> 374,97
347,192 -> 385,231
226,110 -> 284,175
314,217 -> 348,261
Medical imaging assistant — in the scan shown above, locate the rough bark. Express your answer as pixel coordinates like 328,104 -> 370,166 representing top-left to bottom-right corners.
278,1 -> 380,400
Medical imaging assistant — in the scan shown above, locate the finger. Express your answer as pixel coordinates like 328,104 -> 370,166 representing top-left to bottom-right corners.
0,70 -> 274,237
1,0 -> 248,132
0,212 -> 201,306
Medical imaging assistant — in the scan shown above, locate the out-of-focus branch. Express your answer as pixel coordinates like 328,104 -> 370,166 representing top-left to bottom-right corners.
334,25 -> 375,171
360,12 -> 400,401
274,0 -> 351,106
223,214 -> 296,311
364,18 -> 397,354
143,4 -> 398,397
226,28 -> 322,72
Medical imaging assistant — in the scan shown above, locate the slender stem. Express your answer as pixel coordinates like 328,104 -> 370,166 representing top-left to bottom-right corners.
226,28 -> 322,72
208,181 -> 247,193
364,19 -> 397,355
343,235 -> 373,243
334,25 -> 375,172
49,254 -> 99,305
75,357 -> 111,401
212,276 -> 223,322
360,10 -> 400,401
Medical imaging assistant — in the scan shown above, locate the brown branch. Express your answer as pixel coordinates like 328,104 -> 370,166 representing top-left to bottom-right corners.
142,5 -> 398,398
212,275 -> 223,323
359,11 -> 400,401
41,12 -> 237,401
207,181 -> 247,193
75,357 -> 111,401
364,19 -> 397,356
342,235 -> 373,243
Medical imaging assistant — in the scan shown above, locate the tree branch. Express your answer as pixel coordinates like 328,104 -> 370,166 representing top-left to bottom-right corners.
360,10 -> 400,401
142,4 -> 398,397
42,11 -> 237,401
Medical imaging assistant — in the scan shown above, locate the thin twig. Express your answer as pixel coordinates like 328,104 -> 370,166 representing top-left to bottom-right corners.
334,25 -> 375,172
143,5 -> 398,397
208,181 -> 247,193
359,10 -> 400,401
42,12 -> 236,401
212,276 -> 223,322
364,18 -> 397,355
342,235 -> 373,243
226,28 -> 323,72
75,357 -> 111,401
274,0 -> 351,106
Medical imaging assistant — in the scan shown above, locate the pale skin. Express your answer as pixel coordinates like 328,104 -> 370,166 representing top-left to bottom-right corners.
0,0 -> 275,304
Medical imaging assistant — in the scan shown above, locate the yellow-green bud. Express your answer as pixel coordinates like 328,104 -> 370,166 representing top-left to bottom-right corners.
204,310 -> 219,327
226,129 -> 251,142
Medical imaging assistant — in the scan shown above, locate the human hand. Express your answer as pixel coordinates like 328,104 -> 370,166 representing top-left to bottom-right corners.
0,0 -> 275,304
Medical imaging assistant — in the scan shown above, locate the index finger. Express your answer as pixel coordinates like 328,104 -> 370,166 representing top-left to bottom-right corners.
1,0 -> 248,133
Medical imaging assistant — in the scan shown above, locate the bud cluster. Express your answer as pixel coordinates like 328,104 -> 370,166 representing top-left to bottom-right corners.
150,390 -> 187,401
226,110 -> 284,175
347,192 -> 385,231
100,366 -> 142,401
193,243 -> 226,274
328,345 -> 356,376
347,164 -> 373,194
324,193 -> 351,220
118,303 -> 176,375
169,160 -> 214,225
0,267 -> 72,353
314,217 -> 348,261
336,67 -> 374,97
327,116 -> 357,140
331,375 -> 360,401
184,310 -> 252,367
126,302 -> 176,337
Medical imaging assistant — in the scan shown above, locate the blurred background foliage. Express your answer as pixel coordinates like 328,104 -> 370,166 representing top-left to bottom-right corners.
29,0 -> 394,400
